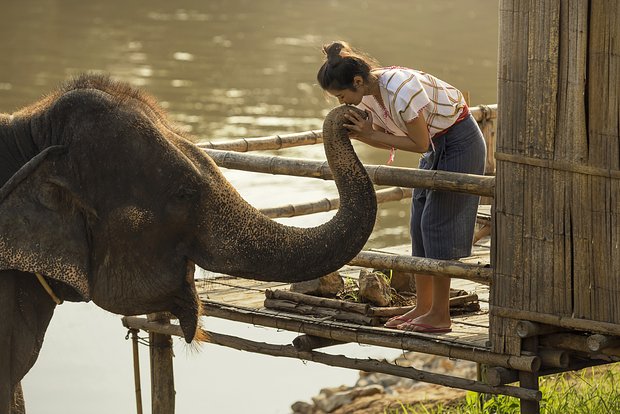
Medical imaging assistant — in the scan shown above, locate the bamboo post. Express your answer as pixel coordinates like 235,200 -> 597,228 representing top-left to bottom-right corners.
122,316 -> 541,402
203,149 -> 495,197
131,329 -> 144,414
519,337 -> 540,414
147,313 -> 175,414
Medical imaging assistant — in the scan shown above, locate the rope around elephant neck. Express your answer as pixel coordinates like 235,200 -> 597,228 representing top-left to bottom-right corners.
35,272 -> 64,305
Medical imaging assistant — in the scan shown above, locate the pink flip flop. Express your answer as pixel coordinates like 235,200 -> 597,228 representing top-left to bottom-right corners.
397,322 -> 452,334
383,315 -> 413,328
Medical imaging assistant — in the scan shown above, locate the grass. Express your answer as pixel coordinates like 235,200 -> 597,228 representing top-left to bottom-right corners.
383,364 -> 620,414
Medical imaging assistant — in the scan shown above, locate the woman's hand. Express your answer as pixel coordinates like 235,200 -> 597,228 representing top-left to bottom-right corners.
343,109 -> 374,140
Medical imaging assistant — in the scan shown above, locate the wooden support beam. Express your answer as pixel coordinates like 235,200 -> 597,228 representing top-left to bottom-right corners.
147,313 -> 175,414
539,333 -> 589,353
586,334 -> 620,352
196,301 -> 540,372
203,149 -> 495,197
491,306 -> 620,336
350,251 -> 492,284
516,321 -> 564,338
293,335 -> 343,351
122,316 -> 540,402
486,366 -> 519,386
538,348 -> 569,369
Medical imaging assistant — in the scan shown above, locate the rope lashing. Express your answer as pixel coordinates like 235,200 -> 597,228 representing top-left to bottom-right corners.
35,272 -> 63,305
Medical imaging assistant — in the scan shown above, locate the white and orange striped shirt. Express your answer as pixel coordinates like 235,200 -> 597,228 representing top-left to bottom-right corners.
358,67 -> 467,138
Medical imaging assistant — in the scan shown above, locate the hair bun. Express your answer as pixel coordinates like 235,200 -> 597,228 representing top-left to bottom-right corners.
323,41 -> 349,62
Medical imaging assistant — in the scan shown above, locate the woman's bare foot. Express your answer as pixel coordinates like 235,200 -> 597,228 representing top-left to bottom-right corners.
383,307 -> 428,328
397,311 -> 451,332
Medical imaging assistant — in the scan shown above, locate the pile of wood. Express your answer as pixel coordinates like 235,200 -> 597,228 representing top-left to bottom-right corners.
263,288 -> 480,326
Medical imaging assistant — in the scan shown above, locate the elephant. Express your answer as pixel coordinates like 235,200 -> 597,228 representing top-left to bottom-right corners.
0,74 -> 377,412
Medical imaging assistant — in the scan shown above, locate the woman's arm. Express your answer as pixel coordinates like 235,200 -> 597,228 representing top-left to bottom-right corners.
344,109 -> 430,153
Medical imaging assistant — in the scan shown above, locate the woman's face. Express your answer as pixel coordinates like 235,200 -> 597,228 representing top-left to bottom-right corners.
326,87 -> 364,105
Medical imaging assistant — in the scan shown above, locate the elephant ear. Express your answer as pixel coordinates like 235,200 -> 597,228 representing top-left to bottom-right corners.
0,146 -> 92,300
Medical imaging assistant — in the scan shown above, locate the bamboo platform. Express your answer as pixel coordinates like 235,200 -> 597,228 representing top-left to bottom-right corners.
196,241 -> 492,351
124,236 -> 544,402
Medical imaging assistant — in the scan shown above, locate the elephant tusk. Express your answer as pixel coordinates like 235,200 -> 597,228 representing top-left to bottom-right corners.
35,272 -> 64,305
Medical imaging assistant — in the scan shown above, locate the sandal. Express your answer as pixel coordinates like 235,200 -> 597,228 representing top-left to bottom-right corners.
383,315 -> 413,328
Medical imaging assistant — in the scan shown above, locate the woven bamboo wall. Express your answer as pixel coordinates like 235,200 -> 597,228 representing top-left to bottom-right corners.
491,0 -> 619,355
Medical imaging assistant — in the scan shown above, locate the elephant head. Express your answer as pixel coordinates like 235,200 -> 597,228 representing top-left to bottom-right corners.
0,74 -> 377,348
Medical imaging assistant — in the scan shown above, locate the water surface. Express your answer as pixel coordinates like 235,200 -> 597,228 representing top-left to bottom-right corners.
0,1 -> 498,412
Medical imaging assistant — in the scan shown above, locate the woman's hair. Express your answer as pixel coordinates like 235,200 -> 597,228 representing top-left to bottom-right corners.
316,41 -> 379,91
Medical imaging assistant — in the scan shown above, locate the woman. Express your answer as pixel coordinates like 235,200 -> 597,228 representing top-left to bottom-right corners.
317,41 -> 486,333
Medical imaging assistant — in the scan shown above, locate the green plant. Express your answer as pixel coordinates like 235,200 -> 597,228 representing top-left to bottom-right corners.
386,365 -> 620,414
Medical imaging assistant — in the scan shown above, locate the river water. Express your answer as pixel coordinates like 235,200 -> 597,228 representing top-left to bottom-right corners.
0,1 -> 498,413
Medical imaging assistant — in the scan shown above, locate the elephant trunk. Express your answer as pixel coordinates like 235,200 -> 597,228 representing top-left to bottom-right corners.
192,105 -> 377,282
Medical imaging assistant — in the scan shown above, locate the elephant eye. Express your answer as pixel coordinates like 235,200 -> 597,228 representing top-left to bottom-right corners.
173,187 -> 198,201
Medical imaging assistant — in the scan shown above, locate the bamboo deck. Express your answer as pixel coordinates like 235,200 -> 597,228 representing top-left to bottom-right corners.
195,239 -> 492,352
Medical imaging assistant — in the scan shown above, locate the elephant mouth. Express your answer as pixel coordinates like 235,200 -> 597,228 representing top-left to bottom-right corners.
170,259 -> 201,343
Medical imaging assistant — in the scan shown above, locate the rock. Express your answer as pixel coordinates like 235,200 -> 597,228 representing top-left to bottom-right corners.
290,271 -> 344,297
291,401 -> 315,414
313,385 -> 383,413
389,270 -> 416,293
358,269 -> 392,306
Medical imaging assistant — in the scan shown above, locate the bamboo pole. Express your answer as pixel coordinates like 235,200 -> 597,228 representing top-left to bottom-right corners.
538,333 -> 590,353
203,149 -> 495,197
122,316 -> 540,401
131,330 -> 144,414
586,334 -> 620,353
486,367 -> 519,386
197,130 -> 322,152
196,300 -> 540,372
194,104 -> 496,153
516,321 -> 564,338
266,289 -> 370,314
350,251 -> 492,284
147,313 -> 175,414
293,335 -> 344,351
538,348 -> 569,369
263,298 -> 378,325
260,186 -> 412,218
492,306 -> 620,336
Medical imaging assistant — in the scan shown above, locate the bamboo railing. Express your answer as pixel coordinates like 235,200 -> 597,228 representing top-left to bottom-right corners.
197,104 -> 497,153
204,149 -> 494,197
122,315 -> 541,401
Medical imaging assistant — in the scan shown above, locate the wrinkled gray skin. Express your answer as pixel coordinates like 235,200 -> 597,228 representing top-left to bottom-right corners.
0,74 -> 377,413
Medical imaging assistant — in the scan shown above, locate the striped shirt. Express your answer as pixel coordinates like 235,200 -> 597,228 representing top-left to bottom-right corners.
357,67 -> 467,138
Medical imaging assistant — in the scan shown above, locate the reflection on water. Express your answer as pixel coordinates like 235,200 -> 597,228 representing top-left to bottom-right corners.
0,1 -> 498,413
